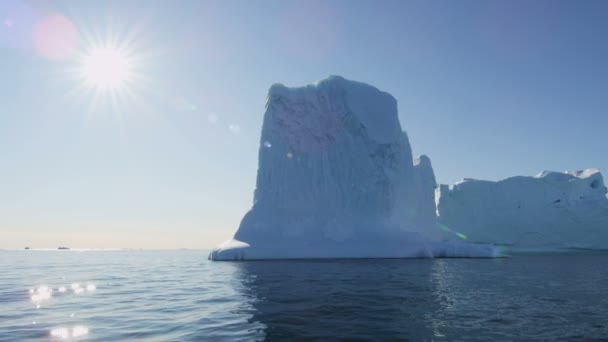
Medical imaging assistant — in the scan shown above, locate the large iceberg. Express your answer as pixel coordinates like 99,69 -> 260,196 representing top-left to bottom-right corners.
209,76 -> 498,260
436,169 -> 608,251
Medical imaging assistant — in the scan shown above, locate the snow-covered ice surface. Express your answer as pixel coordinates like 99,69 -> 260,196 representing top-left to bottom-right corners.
436,169 -> 608,251
210,76 -> 498,260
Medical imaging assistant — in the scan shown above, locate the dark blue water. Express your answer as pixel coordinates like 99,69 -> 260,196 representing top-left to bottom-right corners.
1,250 -> 607,341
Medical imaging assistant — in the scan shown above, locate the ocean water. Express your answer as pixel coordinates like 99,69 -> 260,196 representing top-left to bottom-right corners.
1,250 -> 607,341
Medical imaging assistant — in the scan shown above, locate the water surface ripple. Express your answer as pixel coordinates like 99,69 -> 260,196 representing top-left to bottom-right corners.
1,250 -> 607,341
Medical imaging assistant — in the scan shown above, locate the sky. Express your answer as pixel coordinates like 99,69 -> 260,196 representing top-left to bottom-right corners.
1,0 -> 607,249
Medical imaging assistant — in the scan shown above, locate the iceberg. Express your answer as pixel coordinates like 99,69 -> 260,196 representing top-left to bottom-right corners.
209,76 -> 498,260
436,169 -> 608,251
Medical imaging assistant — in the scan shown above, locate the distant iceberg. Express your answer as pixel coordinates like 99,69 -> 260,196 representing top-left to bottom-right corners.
209,76 -> 498,260
436,169 -> 608,251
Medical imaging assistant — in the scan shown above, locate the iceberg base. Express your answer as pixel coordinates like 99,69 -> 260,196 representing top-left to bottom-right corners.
209,235 -> 502,260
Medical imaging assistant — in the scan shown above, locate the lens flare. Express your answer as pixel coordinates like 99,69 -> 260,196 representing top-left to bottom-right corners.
456,233 -> 468,240
33,14 -> 80,60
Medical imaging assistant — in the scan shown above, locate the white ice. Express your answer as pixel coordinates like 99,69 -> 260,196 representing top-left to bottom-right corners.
209,76 -> 499,260
436,169 -> 608,251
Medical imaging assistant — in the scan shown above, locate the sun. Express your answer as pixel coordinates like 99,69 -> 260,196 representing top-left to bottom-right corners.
64,27 -> 151,112
81,46 -> 132,90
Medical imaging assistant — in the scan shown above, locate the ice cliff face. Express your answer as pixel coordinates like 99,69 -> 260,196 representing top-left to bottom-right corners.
247,77 -> 411,228
409,155 -> 439,237
239,76 -> 412,243
436,169 -> 608,250
210,76 -> 497,260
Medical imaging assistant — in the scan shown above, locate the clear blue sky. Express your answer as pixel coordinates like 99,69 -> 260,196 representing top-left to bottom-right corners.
1,0 -> 607,248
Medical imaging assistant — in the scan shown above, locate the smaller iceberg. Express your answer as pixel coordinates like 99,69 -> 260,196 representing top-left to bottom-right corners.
436,169 -> 608,251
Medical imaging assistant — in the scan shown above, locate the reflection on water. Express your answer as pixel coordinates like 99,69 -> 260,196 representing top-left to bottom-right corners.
29,283 -> 96,297
26,282 -> 96,339
30,286 -> 53,302
1,250 -> 608,341
50,325 -> 88,339
234,260 -> 438,340
30,283 -> 96,306
233,255 -> 608,341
